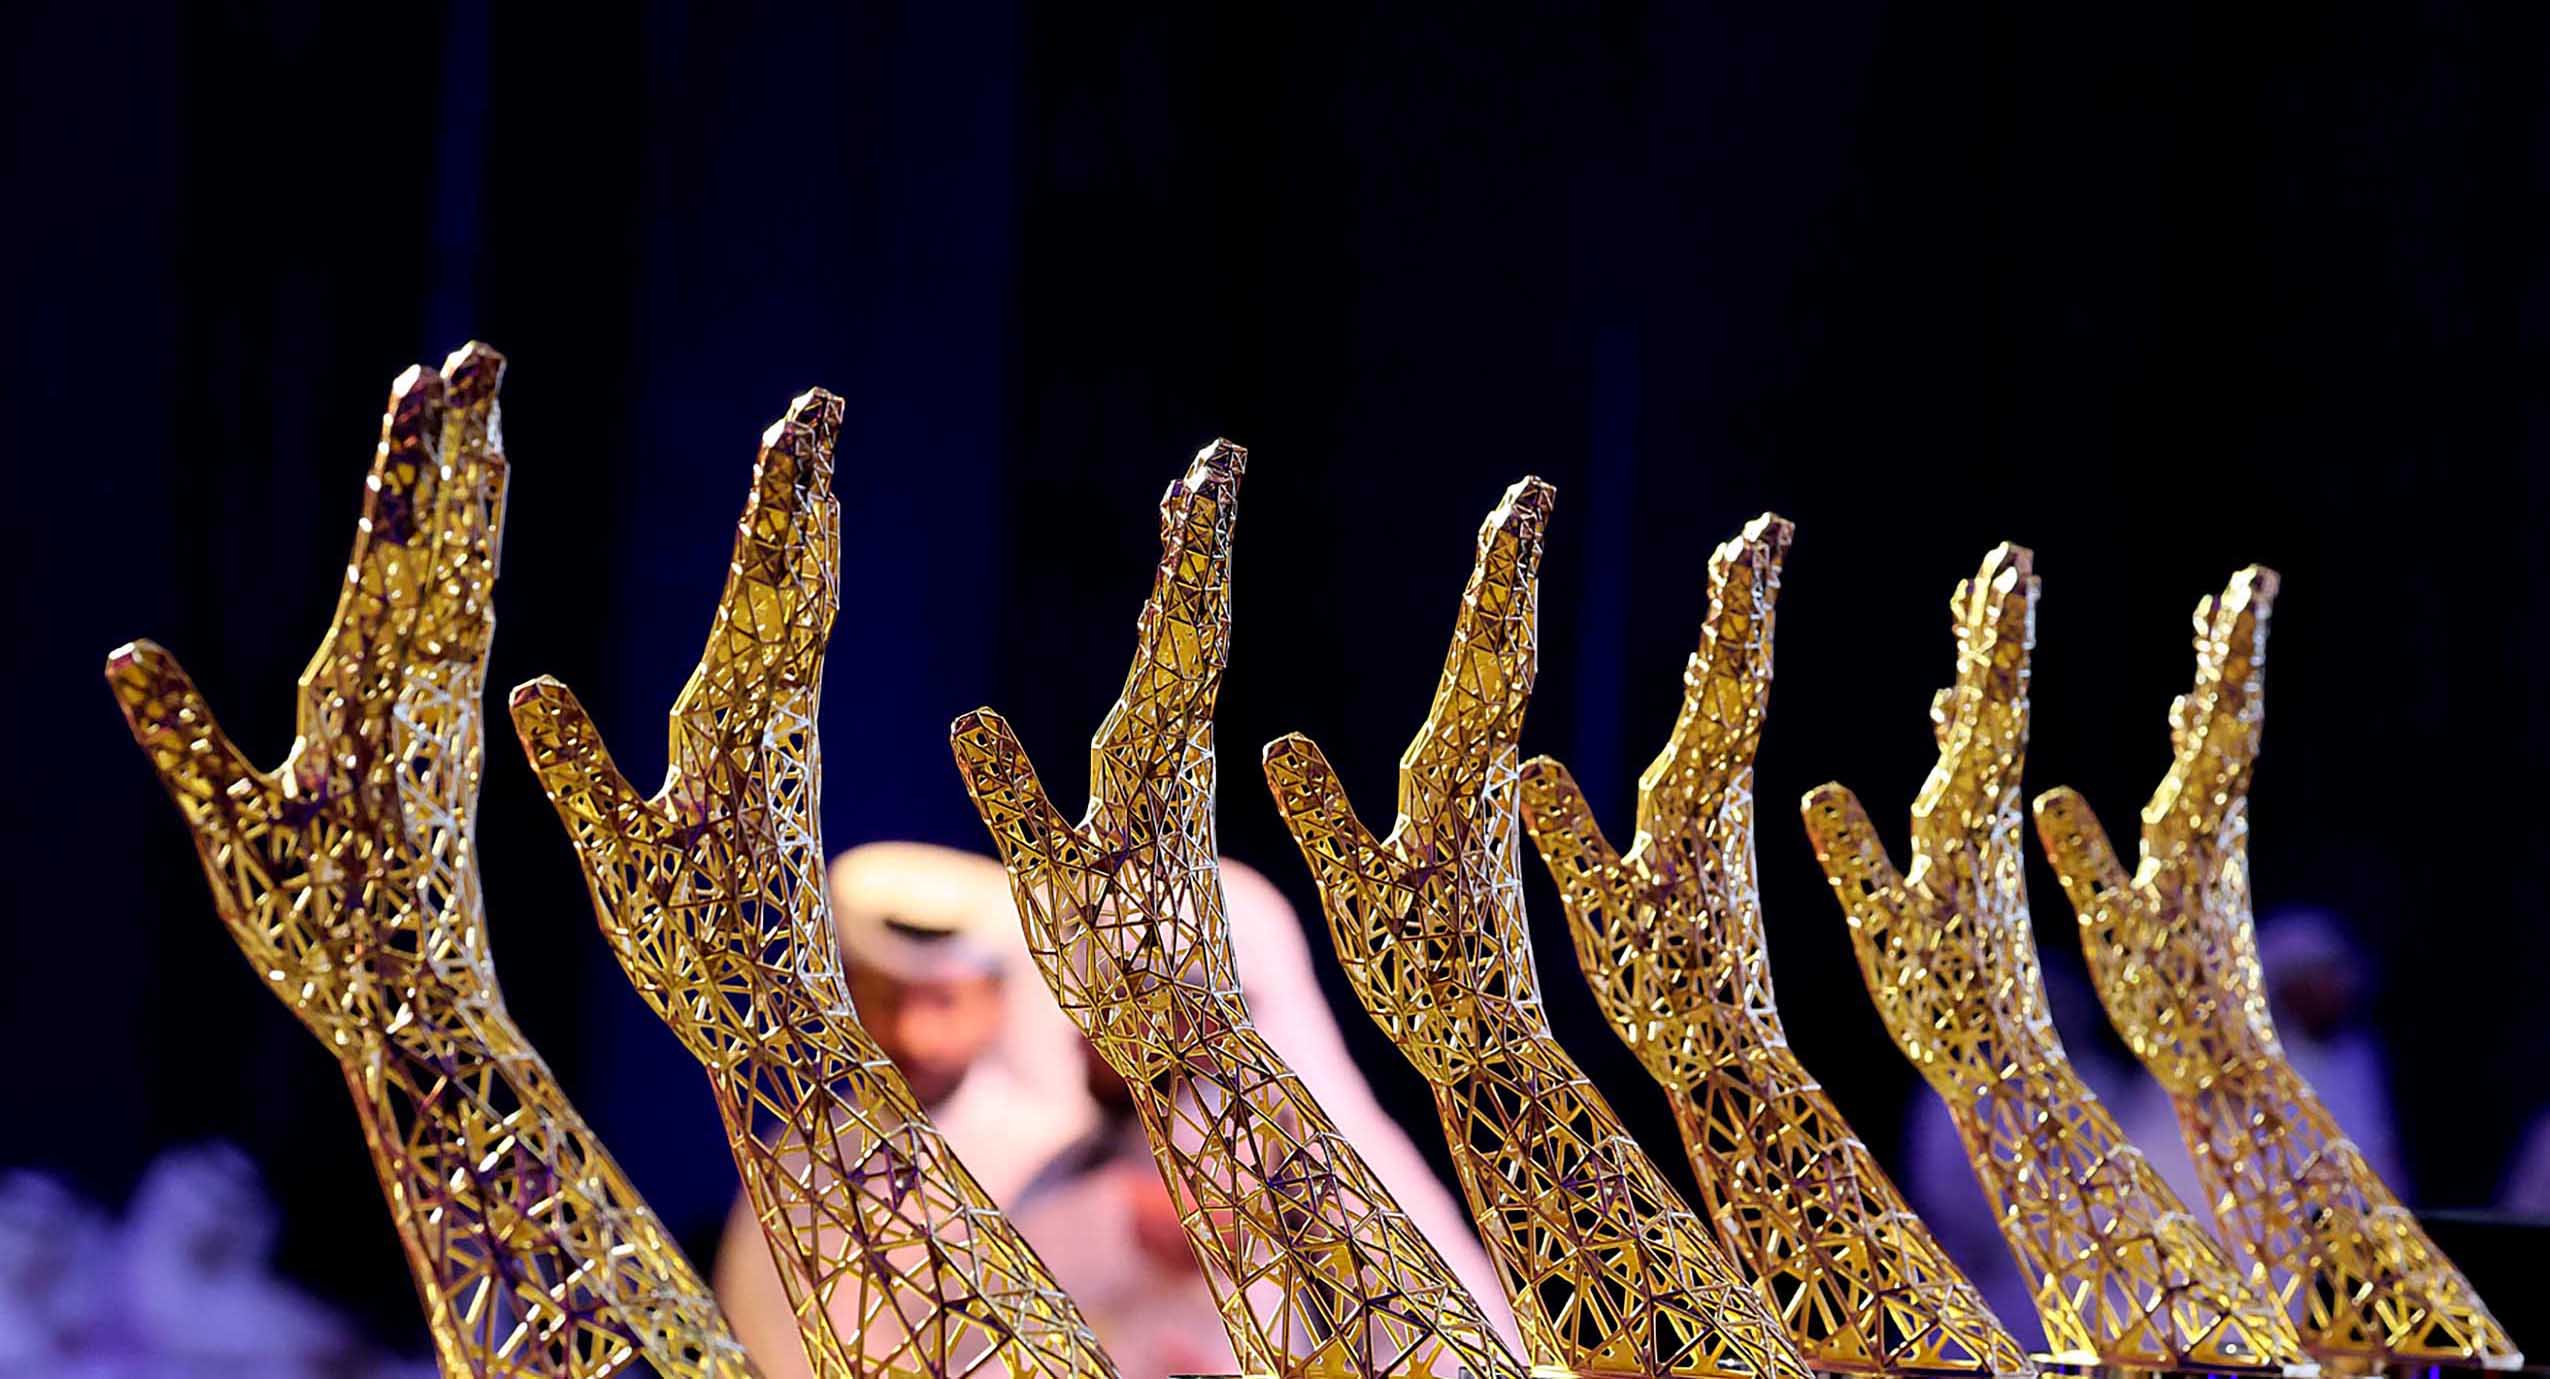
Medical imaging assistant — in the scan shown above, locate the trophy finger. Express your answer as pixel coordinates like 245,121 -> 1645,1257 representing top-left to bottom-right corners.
414,342 -> 509,677
1262,732 -> 1396,966
688,389 -> 844,720
1700,511 -> 1789,694
509,676 -> 671,953
1093,439 -> 1245,795
1516,754 -> 1625,895
1398,476 -> 1554,827
952,708 -> 1090,958
1933,543 -> 2036,833
1518,753 -> 1647,975
2157,565 -> 2277,851
106,639 -> 288,953
298,363 -> 448,761
2032,786 -> 2134,918
1800,782 -> 1910,933
1644,513 -> 1790,843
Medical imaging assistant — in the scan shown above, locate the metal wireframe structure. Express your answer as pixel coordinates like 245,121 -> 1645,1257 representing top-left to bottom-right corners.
1799,545 -> 2311,1377
106,345 -> 752,1379
1263,483 -> 1812,1379
952,442 -> 1525,1379
2031,569 -> 2520,1371
511,390 -> 1118,1379
1517,515 -> 2033,1378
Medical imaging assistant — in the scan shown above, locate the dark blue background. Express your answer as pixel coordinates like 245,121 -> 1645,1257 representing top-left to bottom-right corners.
8,0 -> 2547,1351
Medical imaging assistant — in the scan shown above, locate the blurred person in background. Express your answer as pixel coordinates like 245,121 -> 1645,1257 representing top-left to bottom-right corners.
116,1144 -> 381,1374
824,841 -> 1100,1196
2247,908 -> 2402,1188
2106,907 -> 2400,1209
0,1172 -> 108,1371
1899,907 -> 2407,1347
1897,957 -> 2159,1351
1007,858 -> 1519,1378
2500,1115 -> 2550,1218
714,843 -> 1100,1379
0,1147 -> 416,1378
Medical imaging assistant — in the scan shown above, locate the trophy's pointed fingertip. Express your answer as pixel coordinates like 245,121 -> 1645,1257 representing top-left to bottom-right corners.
1981,540 -> 2034,582
2031,784 -> 2085,819
2238,563 -> 2282,605
390,361 -> 447,409
1192,437 -> 1247,487
1748,511 -> 1795,552
439,342 -> 507,400
1800,780 -> 1858,817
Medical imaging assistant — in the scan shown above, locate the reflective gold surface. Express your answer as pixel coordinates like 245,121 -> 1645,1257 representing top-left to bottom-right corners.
511,391 -> 1115,1379
954,444 -> 1524,1379
1800,546 -> 2308,1376
1264,484 -> 1810,1379
106,346 -> 750,1379
1518,515 -> 2031,1378
2032,569 -> 2520,1371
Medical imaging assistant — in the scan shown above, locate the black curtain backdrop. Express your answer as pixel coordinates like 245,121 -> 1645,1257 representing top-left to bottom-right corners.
8,0 -> 2547,1352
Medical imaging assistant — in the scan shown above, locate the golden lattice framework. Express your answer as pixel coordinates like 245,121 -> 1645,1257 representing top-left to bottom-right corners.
1262,483 -> 1812,1379
1799,545 -> 2313,1377
105,345 -> 752,1379
510,390 -> 1115,1379
1512,514 -> 2033,1379
2029,569 -> 2522,1371
953,443 -> 1524,1379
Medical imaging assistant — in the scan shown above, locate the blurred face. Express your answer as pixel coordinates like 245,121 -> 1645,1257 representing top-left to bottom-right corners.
1116,1156 -> 1189,1268
1080,1034 -> 1132,1111
2274,959 -> 2360,1041
846,964 -> 1005,1106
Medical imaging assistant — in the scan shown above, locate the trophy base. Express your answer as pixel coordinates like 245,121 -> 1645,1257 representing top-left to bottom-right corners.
2032,1352 -> 2322,1379
1815,1356 -> 2050,1366
1171,1358 -> 2532,1379
2029,1354 -> 2536,1379
1727,1358 -> 2055,1379
2300,1362 -> 2534,1378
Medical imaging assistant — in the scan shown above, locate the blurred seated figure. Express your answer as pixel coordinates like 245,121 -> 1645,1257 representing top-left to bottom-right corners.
0,1146 -> 419,1378
1902,910 -> 2410,1348
2501,1113 -> 2550,1218
826,840 -> 1100,1195
2251,907 -> 2403,1188
712,842 -> 1100,1379
1007,858 -> 1520,1378
715,847 -> 1514,1377
119,1144 -> 369,1372
1899,956 -> 2155,1353
0,1171 -> 112,1373
2103,908 -> 2402,1215
1008,1073 -> 1223,1379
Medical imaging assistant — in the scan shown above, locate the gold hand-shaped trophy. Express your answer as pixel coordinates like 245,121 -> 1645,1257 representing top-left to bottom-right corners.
953,444 -> 1524,1379
510,391 -> 1115,1379
1513,515 -> 2032,1379
106,346 -> 750,1379
1263,484 -> 1810,1379
2029,570 -> 2521,1371
1799,546 -> 2308,1376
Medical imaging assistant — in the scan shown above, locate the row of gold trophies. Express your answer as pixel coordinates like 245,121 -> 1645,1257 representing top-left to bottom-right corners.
108,346 -> 2519,1379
